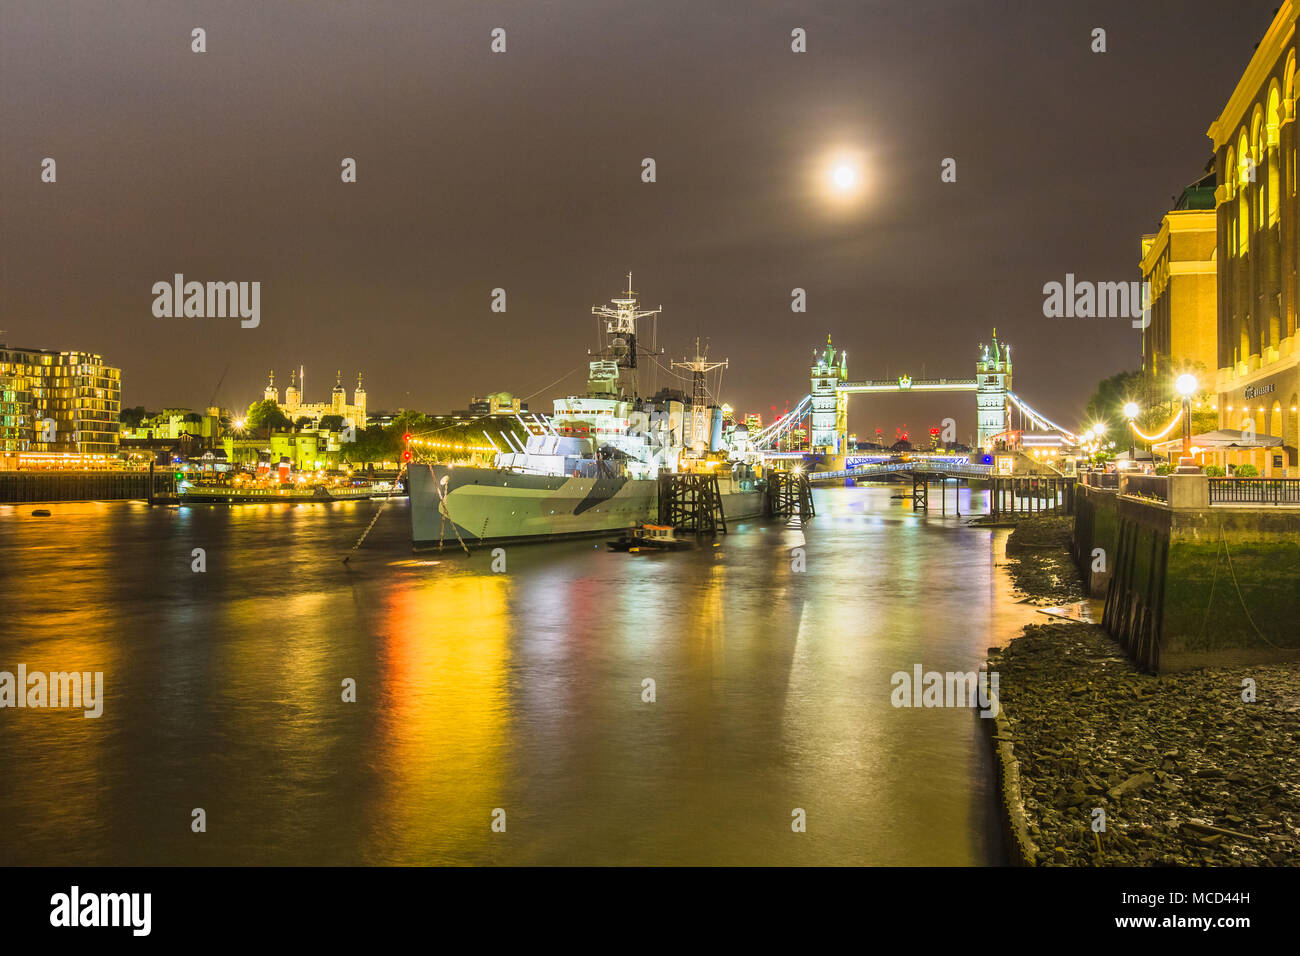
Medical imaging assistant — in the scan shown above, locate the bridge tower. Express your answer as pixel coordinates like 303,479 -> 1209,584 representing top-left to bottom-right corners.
975,329 -> 1012,450
810,334 -> 848,453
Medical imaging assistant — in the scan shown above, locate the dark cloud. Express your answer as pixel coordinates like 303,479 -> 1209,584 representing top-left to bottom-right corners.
0,0 -> 1277,436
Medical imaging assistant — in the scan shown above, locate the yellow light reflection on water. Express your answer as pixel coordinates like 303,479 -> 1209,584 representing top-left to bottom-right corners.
364,573 -> 512,863
1,627 -> 121,851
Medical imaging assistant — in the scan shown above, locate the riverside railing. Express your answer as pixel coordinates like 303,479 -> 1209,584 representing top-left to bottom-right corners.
1114,475 -> 1300,506
1119,474 -> 1169,502
1209,477 -> 1300,505
1081,472 -> 1119,490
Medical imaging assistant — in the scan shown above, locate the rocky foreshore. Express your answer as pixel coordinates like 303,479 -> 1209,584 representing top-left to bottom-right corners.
1001,513 -> 1084,606
989,516 -> 1300,866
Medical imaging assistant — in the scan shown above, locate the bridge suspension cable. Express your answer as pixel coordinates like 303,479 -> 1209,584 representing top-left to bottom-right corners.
1006,392 -> 1078,444
752,389 -> 1074,453
752,393 -> 812,448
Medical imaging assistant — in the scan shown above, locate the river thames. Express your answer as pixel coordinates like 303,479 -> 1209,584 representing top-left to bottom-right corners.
0,484 -> 1041,865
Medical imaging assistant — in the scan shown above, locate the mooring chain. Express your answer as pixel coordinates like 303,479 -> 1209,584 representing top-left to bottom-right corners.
430,463 -> 471,555
342,464 -> 408,564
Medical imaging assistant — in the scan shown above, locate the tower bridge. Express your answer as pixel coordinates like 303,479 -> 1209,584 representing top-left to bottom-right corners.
753,330 -> 1075,459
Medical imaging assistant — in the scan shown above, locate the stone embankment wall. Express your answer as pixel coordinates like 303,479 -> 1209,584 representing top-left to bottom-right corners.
1072,483 -> 1300,671
0,470 -> 175,503
982,659 -> 1039,866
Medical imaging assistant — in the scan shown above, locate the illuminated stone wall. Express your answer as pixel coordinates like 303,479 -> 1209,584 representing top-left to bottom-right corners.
1210,2 -> 1299,473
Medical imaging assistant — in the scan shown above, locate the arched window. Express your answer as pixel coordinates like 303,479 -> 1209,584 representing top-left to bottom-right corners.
1287,56 -> 1297,196
1238,130 -> 1251,255
1288,394 -> 1300,468
1252,110 -> 1264,227
1268,85 -> 1282,224
1225,144 -> 1236,260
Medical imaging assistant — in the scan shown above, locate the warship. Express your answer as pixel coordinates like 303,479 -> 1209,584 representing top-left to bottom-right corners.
409,277 -> 767,547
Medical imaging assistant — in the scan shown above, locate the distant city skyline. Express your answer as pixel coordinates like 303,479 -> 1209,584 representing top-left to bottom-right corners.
0,0 -> 1283,435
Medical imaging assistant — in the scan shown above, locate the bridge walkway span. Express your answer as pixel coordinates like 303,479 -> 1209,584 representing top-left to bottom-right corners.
807,460 -> 993,483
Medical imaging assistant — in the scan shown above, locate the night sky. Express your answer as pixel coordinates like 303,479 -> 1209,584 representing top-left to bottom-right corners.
0,0 -> 1279,441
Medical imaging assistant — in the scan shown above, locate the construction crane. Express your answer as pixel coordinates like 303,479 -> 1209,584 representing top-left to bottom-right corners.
207,362 -> 230,418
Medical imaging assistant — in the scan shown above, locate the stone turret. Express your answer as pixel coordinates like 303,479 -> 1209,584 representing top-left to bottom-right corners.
810,334 -> 848,453
353,372 -> 367,426
331,370 -> 346,415
263,370 -> 279,404
976,329 -> 1013,450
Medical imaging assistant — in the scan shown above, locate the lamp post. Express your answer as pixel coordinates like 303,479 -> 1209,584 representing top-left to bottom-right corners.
1123,402 -> 1139,467
1175,374 -> 1198,473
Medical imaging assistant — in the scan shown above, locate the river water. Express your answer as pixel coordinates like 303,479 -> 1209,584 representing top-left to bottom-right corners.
0,484 -> 1041,865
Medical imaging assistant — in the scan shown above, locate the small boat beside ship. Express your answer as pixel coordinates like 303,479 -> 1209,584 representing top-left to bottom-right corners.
180,478 -> 403,504
607,524 -> 694,552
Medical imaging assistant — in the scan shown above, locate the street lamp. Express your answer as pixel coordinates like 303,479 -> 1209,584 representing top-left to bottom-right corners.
1123,402 -> 1139,466
1175,374 -> 1198,473
1088,423 -> 1109,468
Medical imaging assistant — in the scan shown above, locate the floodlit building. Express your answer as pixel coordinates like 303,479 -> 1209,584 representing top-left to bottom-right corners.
263,368 -> 367,430
122,408 -> 220,442
809,335 -> 847,453
0,344 -> 121,455
458,392 -> 529,417
1208,1 -> 1298,474
1139,172 -> 1219,383
975,332 -> 1012,451
223,429 -> 352,472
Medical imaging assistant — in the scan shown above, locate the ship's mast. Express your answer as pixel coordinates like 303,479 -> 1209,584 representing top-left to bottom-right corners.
672,338 -> 727,452
591,273 -> 661,400
671,337 -> 727,408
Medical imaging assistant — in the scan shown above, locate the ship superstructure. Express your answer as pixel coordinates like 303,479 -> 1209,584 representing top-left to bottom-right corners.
408,278 -> 766,547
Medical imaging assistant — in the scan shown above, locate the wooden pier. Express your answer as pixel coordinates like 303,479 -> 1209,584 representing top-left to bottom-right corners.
767,471 -> 815,520
989,475 -> 1075,517
657,473 -> 727,535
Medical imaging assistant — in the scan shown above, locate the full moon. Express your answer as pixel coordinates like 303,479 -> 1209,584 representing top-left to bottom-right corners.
809,146 -> 868,209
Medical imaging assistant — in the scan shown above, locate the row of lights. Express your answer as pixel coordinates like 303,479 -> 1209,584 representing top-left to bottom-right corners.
405,436 -> 496,454
1079,420 -> 1115,456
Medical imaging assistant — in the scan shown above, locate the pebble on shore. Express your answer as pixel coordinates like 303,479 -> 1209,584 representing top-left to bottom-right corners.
992,516 -> 1300,866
